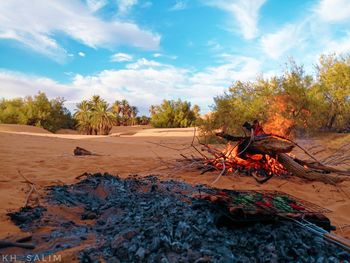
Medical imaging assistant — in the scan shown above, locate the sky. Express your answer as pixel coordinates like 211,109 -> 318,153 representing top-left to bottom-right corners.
0,0 -> 350,115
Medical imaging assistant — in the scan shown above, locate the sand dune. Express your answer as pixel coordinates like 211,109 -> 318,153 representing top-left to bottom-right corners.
0,124 -> 51,134
0,126 -> 349,243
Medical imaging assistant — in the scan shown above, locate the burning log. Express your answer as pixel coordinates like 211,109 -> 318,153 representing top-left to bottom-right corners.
216,132 -> 295,154
193,120 -> 350,184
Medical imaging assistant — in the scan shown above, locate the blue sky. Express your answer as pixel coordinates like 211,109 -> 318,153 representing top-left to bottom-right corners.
0,0 -> 350,115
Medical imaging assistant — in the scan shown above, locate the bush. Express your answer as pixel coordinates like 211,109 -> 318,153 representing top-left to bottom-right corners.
200,55 -> 350,138
0,92 -> 75,132
150,99 -> 200,128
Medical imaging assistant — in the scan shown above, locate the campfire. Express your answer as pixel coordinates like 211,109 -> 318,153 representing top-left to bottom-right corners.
180,120 -> 350,185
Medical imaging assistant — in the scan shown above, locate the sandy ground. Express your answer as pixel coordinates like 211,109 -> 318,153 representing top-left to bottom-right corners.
0,124 -> 349,244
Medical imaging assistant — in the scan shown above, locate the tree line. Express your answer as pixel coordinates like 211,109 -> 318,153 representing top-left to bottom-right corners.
1,53 -> 349,136
200,54 -> 350,138
0,93 -> 199,134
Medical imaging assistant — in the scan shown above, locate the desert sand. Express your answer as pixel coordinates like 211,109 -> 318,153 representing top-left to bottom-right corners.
0,124 -> 349,243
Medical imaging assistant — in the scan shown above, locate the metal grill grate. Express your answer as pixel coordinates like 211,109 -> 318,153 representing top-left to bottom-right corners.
200,189 -> 331,215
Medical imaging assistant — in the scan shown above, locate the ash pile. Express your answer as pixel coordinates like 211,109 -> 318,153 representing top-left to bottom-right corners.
8,173 -> 350,262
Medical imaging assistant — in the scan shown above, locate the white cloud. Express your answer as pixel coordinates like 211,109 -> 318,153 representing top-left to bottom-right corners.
323,32 -> 350,54
0,0 -> 160,62
203,0 -> 266,39
126,58 -> 163,69
315,0 -> 350,23
0,70 -> 72,99
78,52 -> 86,57
260,24 -> 304,59
86,0 -> 107,12
207,39 -> 223,52
117,0 -> 138,15
259,0 -> 350,60
169,1 -> 187,11
0,56 -> 261,114
152,53 -> 177,60
110,52 -> 133,62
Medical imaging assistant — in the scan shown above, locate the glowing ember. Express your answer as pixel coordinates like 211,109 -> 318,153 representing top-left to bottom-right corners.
204,143 -> 289,178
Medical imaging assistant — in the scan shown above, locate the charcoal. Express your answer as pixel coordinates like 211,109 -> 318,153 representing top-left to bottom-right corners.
7,206 -> 46,229
135,246 -> 146,259
6,173 -> 350,262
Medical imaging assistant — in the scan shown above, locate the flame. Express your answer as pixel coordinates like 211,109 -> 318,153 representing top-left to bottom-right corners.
263,96 -> 294,137
205,143 -> 289,178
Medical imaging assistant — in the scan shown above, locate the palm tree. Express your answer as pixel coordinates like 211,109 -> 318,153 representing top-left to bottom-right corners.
140,115 -> 150,125
111,100 -> 122,125
74,96 -> 116,135
74,100 -> 92,134
130,106 -> 138,126
121,99 -> 131,126
149,105 -> 157,116
90,101 -> 115,135
90,95 -> 103,109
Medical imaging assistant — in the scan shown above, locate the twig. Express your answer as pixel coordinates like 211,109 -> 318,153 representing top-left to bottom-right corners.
251,171 -> 274,184
147,141 -> 192,151
18,170 -> 34,184
75,172 -> 93,180
235,129 -> 254,157
211,160 -> 226,185
0,240 -> 35,249
274,135 -> 323,164
18,170 -> 39,207
24,184 -> 35,207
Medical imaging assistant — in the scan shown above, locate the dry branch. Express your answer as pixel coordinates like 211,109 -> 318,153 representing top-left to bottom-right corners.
277,153 -> 346,185
18,170 -> 40,207
0,240 -> 35,249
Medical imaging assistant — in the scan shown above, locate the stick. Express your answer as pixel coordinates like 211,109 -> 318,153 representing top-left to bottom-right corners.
18,170 -> 40,207
294,158 -> 350,176
211,160 -> 226,185
75,172 -> 93,180
0,240 -> 35,249
24,184 -> 35,207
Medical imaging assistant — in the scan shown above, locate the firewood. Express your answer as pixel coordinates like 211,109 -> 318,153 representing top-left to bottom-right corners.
249,136 -> 294,154
277,153 -> 348,185
194,122 -> 350,185
216,132 -> 295,154
293,158 -> 350,176
74,147 -> 93,156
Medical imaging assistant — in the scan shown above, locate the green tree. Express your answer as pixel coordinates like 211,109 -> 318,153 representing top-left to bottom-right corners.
130,106 -> 138,126
150,99 -> 199,128
74,100 -> 92,134
0,92 -> 74,132
90,99 -> 115,135
120,99 -> 131,126
111,100 -> 122,125
74,96 -> 116,135
0,98 -> 28,124
313,54 -> 350,130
